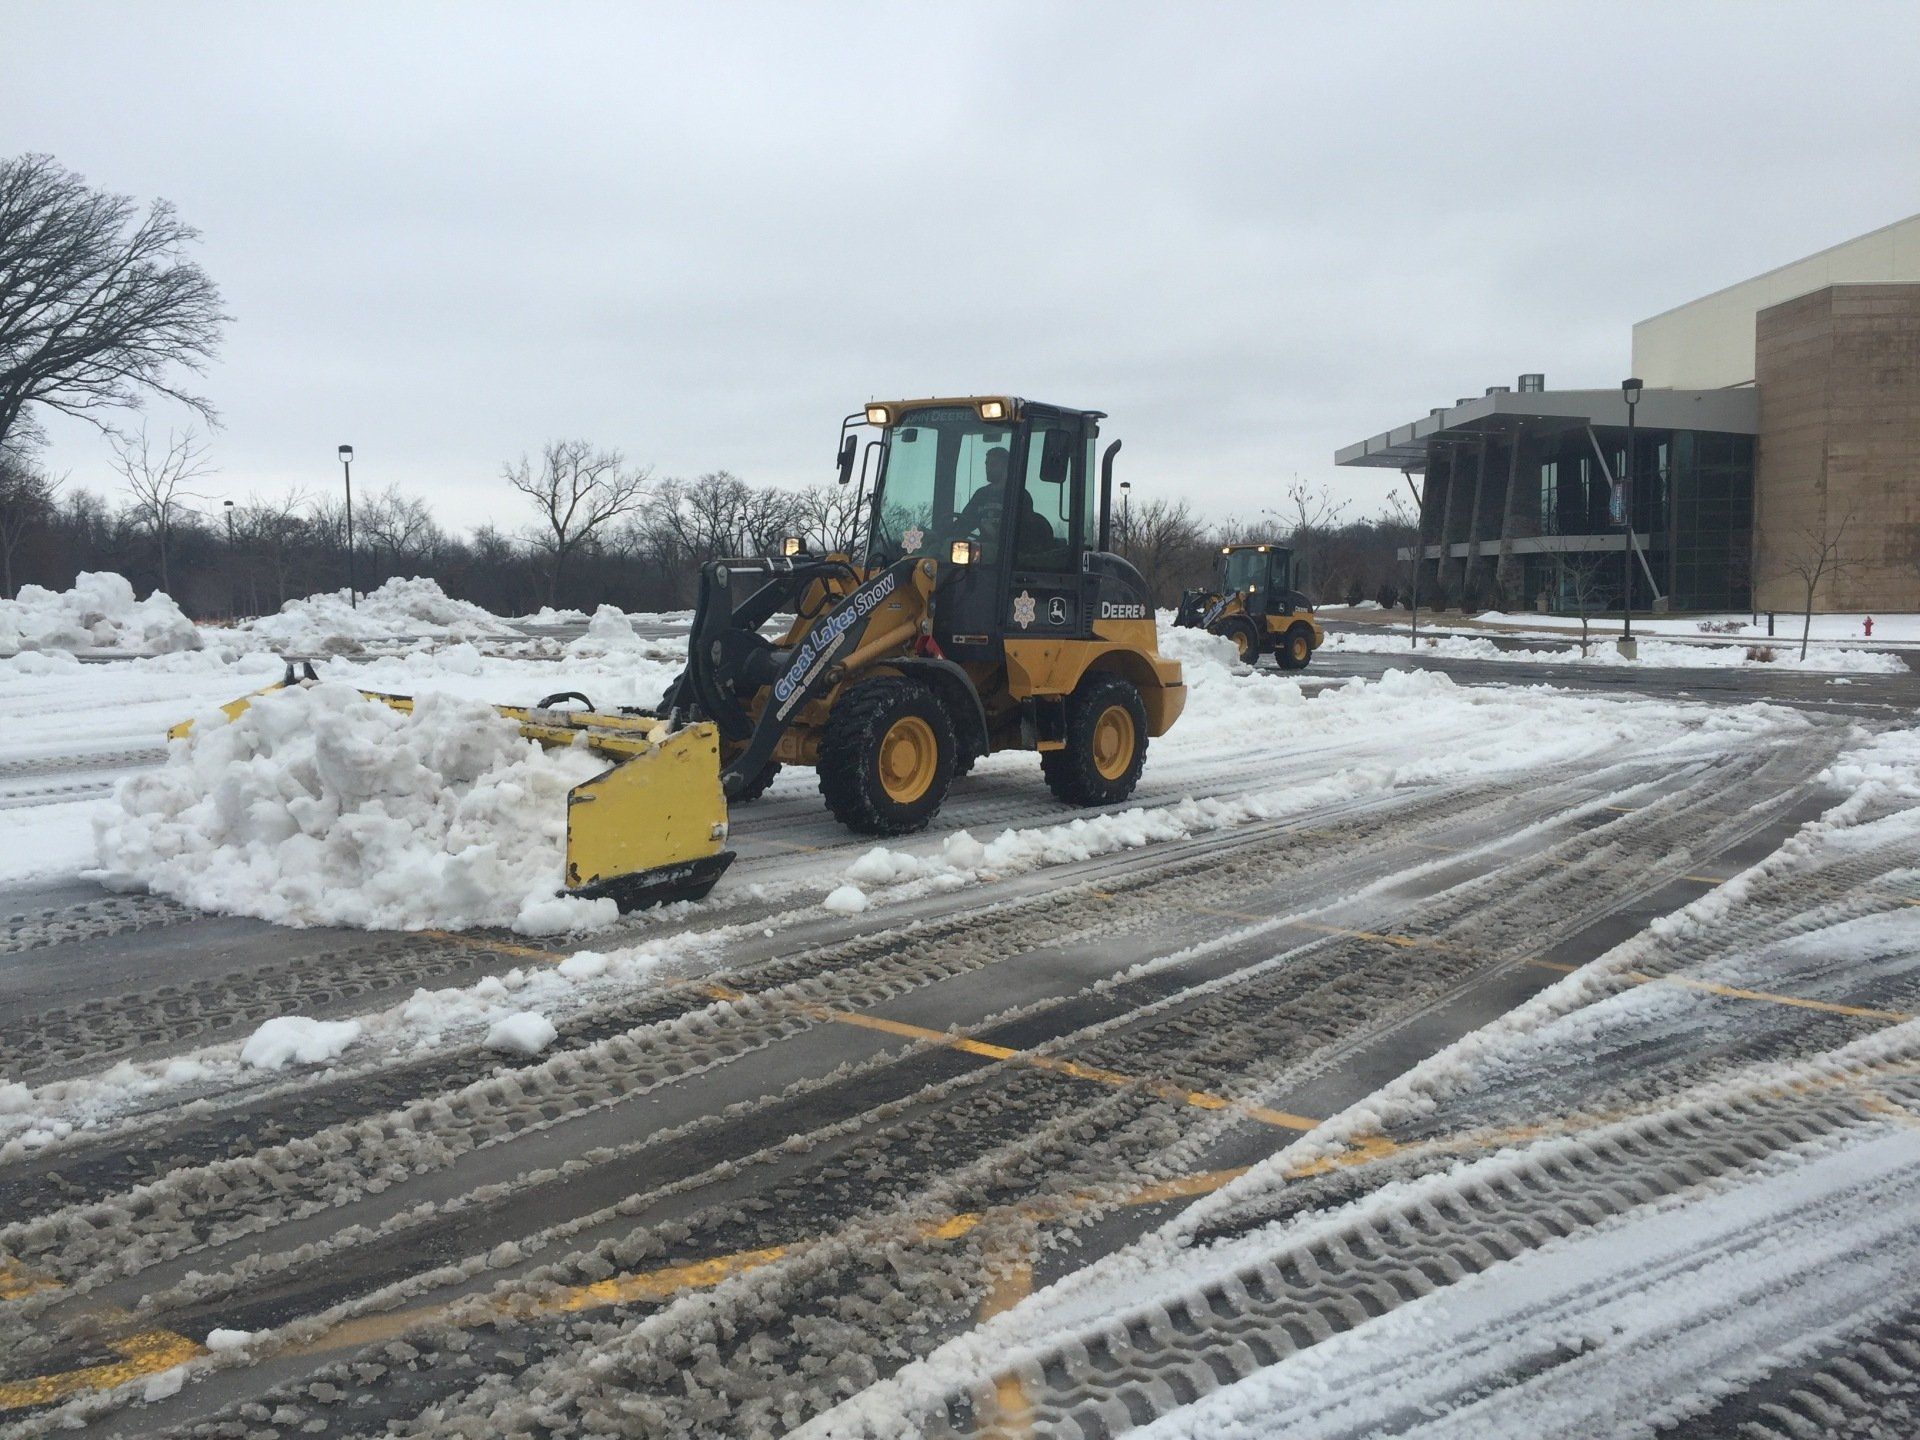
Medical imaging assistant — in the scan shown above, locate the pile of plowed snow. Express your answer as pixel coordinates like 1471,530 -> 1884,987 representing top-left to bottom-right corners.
0,572 -> 202,654
93,681 -> 617,933
238,577 -> 517,653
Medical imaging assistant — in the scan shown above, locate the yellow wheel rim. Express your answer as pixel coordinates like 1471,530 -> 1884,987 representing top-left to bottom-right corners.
879,715 -> 938,804
1234,629 -> 1254,660
1291,633 -> 1309,663
1092,705 -> 1136,782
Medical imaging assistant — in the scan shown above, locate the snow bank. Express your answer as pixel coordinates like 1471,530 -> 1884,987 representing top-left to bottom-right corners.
93,681 -> 618,933
237,577 -> 517,654
0,572 -> 201,654
565,603 -> 643,656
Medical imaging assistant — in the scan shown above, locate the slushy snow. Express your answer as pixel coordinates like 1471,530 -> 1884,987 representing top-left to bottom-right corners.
94,680 -> 618,933
0,572 -> 202,654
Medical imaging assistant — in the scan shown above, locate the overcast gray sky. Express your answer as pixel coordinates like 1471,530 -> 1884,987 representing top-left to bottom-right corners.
6,0 -> 1918,532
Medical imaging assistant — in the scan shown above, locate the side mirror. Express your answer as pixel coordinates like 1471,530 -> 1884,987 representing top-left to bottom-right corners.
836,434 -> 858,486
1039,428 -> 1072,484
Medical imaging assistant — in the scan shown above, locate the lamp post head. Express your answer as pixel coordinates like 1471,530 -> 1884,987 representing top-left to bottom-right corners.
338,444 -> 354,462
1621,378 -> 1643,406
224,499 -> 234,509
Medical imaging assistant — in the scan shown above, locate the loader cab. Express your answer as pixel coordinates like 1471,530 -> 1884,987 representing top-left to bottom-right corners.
858,396 -> 1120,660
1221,543 -> 1306,619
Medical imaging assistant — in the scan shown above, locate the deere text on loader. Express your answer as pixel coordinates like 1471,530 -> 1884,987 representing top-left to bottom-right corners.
1174,542 -> 1323,669
185,397 -> 1185,910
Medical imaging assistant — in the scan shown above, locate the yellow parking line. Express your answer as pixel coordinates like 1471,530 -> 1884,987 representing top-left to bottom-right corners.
0,1258 -> 60,1302
1528,958 -> 1912,1023
979,1230 -> 1036,1438
0,1330 -> 204,1412
698,981 -> 1324,1133
419,930 -> 575,964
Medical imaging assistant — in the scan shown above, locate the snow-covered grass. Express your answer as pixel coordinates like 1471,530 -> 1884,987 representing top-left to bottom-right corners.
1474,608 -> 1920,646
1325,626 -> 1908,673
0,571 -> 202,655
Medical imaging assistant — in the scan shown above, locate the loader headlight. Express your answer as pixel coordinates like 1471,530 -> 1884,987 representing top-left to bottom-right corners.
979,399 -> 1007,421
949,540 -> 976,565
782,536 -> 803,557
865,405 -> 891,426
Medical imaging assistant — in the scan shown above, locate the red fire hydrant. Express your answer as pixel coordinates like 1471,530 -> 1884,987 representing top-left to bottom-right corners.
1864,616 -> 1875,637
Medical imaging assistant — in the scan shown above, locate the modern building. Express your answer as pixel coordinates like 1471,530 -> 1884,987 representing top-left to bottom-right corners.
1338,213 -> 1920,614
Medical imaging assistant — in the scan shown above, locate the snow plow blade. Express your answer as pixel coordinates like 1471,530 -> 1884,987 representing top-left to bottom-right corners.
557,724 -> 735,909
169,669 -> 734,911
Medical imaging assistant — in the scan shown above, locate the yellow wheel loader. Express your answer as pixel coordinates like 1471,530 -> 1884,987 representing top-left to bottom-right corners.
182,397 -> 1186,909
1174,542 -> 1323,670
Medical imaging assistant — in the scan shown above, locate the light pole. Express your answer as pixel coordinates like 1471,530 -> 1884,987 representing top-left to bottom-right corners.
1620,378 -> 1641,649
338,444 -> 357,609
1118,479 -> 1131,549
223,499 -> 236,619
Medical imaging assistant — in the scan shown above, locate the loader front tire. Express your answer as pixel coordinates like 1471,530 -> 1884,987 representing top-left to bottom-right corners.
1275,623 -> 1314,671
1043,674 -> 1148,808
734,760 -> 782,803
818,677 -> 956,835
1223,617 -> 1262,664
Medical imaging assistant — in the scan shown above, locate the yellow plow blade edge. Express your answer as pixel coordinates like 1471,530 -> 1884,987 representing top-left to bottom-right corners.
168,678 -> 735,910
562,723 -> 734,909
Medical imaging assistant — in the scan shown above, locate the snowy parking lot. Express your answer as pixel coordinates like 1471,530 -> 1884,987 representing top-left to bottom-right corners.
2,586 -> 1919,1437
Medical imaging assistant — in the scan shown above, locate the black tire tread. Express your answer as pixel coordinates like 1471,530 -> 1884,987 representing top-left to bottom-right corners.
1041,674 -> 1149,808
817,676 -> 957,835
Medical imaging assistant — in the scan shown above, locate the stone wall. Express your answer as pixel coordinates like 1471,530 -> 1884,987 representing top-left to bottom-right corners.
1754,283 -> 1920,612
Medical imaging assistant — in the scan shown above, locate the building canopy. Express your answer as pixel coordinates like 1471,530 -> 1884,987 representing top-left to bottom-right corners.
1335,386 -> 1757,472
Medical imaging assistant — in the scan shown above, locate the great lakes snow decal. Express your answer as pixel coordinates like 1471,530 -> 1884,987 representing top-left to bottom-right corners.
1012,591 -> 1037,629
772,568 -> 900,716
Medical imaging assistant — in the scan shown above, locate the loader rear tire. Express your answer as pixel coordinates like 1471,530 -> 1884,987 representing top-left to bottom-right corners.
1043,674 -> 1148,808
818,677 -> 956,835
1275,623 -> 1314,671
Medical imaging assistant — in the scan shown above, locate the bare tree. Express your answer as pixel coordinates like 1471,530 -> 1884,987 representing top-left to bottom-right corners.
1115,495 -> 1209,607
1772,512 -> 1857,660
507,440 -> 648,603
111,426 -> 212,594
792,481 -> 866,556
0,154 -> 227,457
0,433 -> 59,597
360,484 -> 443,573
1266,478 -> 1350,599
655,471 -> 805,562
1548,548 -> 1613,656
231,489 -> 309,610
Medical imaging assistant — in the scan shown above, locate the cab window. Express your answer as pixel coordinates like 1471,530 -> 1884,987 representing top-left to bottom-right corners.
870,406 -> 1011,565
1015,416 -> 1080,571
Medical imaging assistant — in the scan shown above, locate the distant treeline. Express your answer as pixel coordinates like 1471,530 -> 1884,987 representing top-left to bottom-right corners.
2,441 -> 1425,618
